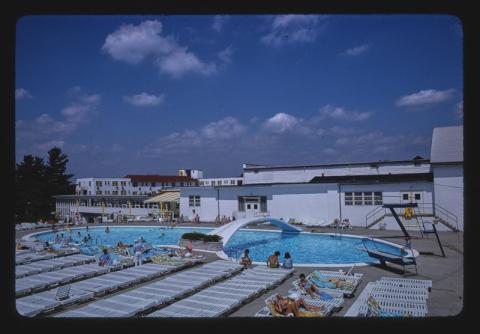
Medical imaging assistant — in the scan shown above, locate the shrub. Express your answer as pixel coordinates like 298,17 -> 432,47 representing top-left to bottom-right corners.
181,232 -> 222,242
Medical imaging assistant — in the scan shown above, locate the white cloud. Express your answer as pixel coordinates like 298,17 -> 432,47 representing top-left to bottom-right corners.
261,15 -> 324,47
212,15 -> 230,32
316,105 -> 373,122
155,48 -> 217,78
455,100 -> 463,119
262,113 -> 310,135
218,46 -> 233,64
142,116 -> 247,156
201,117 -> 246,140
124,92 -> 165,107
16,87 -> 100,154
342,44 -> 370,56
103,19 -> 222,79
395,89 -> 456,108
15,88 -> 33,100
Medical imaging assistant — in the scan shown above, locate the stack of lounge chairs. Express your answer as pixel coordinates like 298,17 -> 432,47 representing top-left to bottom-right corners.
344,277 -> 432,317
17,259 -> 201,317
56,260 -> 242,317
147,265 -> 294,318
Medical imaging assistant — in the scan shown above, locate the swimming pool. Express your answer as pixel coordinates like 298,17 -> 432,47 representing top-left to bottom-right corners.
26,226 -> 414,267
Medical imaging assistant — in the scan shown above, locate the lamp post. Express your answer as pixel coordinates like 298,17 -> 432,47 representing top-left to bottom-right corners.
216,187 -> 220,221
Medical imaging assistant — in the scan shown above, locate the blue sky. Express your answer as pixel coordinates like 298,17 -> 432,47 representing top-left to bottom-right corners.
15,15 -> 463,178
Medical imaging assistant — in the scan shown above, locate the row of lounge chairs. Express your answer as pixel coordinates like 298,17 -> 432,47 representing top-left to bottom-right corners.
15,222 -> 50,231
17,259 -> 200,317
147,265 -> 295,317
55,260 -> 242,317
255,269 -> 363,317
344,277 -> 432,317
16,254 -> 96,278
16,247 -> 80,265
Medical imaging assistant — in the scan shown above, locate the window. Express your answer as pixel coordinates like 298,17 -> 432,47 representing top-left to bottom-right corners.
96,191 -> 102,195
199,181 -> 204,186
364,192 -> 373,205
112,190 -> 118,195
344,192 -> 353,205
223,180 -> 228,184
374,192 -> 383,205
354,192 -> 363,205
254,204 -> 258,210
247,204 -> 251,209
96,181 -> 102,187
189,196 -> 200,207
112,181 -> 118,186
230,180 -> 236,185
415,193 -> 421,200
403,194 -> 409,201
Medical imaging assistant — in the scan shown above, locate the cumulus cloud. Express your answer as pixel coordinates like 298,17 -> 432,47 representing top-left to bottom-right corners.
261,15 -> 324,47
15,88 -> 33,100
455,100 -> 463,119
263,113 -> 301,133
16,87 -> 100,155
316,105 -> 373,122
155,48 -> 217,78
141,116 -> 247,156
218,46 -> 233,64
201,117 -> 246,140
124,92 -> 165,107
395,89 -> 456,108
342,44 -> 370,56
102,19 -> 223,78
212,15 -> 230,32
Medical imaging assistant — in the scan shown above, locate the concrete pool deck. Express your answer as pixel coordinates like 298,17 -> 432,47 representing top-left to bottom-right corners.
16,222 -> 464,317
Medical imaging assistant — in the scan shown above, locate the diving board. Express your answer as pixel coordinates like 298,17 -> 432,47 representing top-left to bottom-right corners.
208,217 -> 302,246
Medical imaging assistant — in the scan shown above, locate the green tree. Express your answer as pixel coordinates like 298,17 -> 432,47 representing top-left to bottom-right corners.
15,147 -> 75,223
15,155 -> 46,222
44,147 -> 75,216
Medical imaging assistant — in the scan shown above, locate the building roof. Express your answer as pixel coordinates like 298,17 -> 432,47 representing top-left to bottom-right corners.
125,175 -> 197,183
309,172 -> 433,184
144,191 -> 180,203
242,158 -> 430,171
430,126 -> 463,164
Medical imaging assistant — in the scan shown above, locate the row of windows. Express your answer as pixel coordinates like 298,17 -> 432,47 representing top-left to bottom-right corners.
189,196 -> 201,207
199,180 -> 242,186
345,192 -> 383,206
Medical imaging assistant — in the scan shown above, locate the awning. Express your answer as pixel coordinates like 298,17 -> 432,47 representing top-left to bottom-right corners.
144,191 -> 180,204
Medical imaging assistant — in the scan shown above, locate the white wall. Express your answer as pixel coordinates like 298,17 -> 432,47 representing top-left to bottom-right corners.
243,162 -> 430,184
432,164 -> 464,231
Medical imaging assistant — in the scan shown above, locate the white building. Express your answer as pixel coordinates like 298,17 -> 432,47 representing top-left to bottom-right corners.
76,178 -> 132,196
180,126 -> 463,232
198,177 -> 243,187
178,169 -> 204,179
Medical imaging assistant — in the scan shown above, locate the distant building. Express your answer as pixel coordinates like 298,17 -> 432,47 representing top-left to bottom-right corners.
198,177 -> 243,187
178,169 -> 203,179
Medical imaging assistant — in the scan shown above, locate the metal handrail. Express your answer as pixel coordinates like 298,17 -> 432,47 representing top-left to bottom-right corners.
365,202 -> 459,231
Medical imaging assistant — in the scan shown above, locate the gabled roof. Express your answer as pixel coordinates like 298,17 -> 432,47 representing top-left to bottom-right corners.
430,126 -> 463,163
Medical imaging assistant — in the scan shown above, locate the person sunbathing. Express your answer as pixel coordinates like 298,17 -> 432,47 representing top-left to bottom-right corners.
272,294 -> 323,317
298,273 -> 335,300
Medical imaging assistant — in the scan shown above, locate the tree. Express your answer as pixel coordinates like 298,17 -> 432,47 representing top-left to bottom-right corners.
15,155 -> 46,222
15,147 -> 75,223
44,147 -> 76,216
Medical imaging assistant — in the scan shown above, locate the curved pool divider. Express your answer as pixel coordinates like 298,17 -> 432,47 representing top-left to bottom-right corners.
21,226 -> 419,268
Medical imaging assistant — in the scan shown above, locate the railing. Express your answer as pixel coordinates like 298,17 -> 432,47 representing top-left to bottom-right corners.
365,202 -> 459,231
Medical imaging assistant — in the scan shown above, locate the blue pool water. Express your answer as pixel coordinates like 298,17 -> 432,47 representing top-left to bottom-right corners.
30,226 -> 407,265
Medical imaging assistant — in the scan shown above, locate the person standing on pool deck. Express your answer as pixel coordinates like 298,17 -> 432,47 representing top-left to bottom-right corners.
133,238 -> 144,266
267,251 -> 281,268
